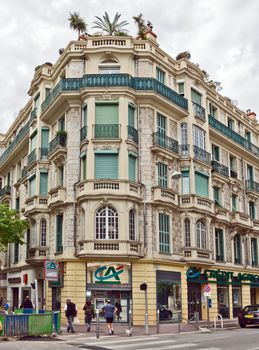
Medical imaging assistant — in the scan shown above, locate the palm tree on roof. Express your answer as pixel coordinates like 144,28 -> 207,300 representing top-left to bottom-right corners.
68,12 -> 87,39
93,12 -> 128,36
133,13 -> 146,39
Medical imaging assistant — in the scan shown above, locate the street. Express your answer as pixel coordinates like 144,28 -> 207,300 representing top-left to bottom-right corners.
1,327 -> 259,350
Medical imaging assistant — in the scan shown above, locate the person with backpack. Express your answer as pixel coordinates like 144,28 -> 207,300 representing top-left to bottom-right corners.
83,300 -> 95,332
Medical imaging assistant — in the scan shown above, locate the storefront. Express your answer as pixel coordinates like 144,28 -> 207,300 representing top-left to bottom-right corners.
156,270 -> 181,322
86,262 -> 132,323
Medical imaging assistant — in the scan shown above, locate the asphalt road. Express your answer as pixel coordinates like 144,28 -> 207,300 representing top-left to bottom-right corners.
1,327 -> 259,350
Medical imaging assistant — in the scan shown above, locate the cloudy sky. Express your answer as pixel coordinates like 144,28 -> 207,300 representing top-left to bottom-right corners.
0,0 -> 259,133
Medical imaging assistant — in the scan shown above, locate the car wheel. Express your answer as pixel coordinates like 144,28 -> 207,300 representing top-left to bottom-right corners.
167,313 -> 172,320
239,321 -> 246,328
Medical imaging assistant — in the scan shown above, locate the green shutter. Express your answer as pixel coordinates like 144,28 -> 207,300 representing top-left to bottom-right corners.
195,172 -> 208,197
159,213 -> 170,253
95,153 -> 118,179
181,170 -> 190,194
56,215 -> 63,253
128,105 -> 135,127
31,133 -> 37,151
128,155 -> 136,181
29,176 -> 36,197
41,128 -> 49,148
40,172 -> 48,196
95,103 -> 118,124
191,89 -> 202,105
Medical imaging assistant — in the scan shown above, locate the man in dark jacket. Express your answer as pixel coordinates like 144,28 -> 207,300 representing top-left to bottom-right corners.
64,299 -> 77,333
20,296 -> 33,309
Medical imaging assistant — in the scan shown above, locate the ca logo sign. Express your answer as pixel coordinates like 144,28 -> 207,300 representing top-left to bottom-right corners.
94,265 -> 124,284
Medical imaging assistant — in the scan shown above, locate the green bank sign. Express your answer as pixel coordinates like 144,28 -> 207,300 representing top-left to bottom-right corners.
187,267 -> 259,283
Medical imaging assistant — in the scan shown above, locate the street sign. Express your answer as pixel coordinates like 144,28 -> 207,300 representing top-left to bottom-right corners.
44,260 -> 59,281
204,284 -> 211,293
204,292 -> 211,297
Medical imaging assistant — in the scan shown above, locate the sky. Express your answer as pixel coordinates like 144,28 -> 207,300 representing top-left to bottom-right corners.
0,0 -> 259,133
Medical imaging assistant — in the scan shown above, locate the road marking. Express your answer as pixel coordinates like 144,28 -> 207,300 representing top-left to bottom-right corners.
141,344 -> 197,350
194,335 -> 230,342
110,339 -> 177,349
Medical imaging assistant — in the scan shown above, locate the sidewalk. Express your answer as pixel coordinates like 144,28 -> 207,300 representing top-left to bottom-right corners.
58,321 -> 205,339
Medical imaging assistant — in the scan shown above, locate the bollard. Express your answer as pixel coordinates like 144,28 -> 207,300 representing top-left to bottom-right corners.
156,309 -> 160,334
195,312 -> 199,331
178,312 -> 181,333
128,309 -> 132,330
96,309 -> 100,339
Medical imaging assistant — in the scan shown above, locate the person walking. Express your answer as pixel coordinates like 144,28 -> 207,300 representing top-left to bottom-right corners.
20,296 -> 33,309
115,299 -> 122,321
83,300 -> 94,332
64,299 -> 77,333
102,299 -> 117,335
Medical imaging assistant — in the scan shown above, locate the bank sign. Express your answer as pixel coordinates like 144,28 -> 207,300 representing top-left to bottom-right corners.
94,265 -> 124,284
187,266 -> 259,283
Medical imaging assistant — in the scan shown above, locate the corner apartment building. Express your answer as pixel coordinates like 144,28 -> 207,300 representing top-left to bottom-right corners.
0,29 -> 259,325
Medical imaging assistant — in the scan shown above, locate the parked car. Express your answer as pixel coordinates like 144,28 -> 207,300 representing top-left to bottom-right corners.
157,304 -> 173,320
238,305 -> 259,328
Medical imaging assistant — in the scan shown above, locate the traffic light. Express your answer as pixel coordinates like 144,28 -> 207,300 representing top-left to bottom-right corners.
140,282 -> 147,291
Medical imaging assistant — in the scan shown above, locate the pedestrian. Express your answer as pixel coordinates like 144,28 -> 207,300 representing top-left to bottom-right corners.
83,300 -> 95,332
64,299 -> 77,333
102,299 -> 117,335
115,299 -> 122,321
20,295 -> 33,309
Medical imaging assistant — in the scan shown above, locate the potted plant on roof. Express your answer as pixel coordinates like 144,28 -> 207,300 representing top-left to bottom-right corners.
68,11 -> 87,40
93,12 -> 128,36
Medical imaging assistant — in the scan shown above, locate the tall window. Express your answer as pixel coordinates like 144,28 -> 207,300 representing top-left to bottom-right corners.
95,153 -> 118,179
215,229 -> 224,261
181,170 -> 190,195
230,155 -> 237,178
41,128 -> 49,160
96,206 -> 118,240
251,238 -> 258,267
156,67 -> 165,83
14,243 -> 19,264
193,125 -> 205,150
58,116 -> 65,131
40,172 -> 48,196
213,187 -> 221,206
212,144 -> 220,161
57,165 -> 64,186
128,154 -> 137,181
209,103 -> 217,118
82,105 -> 87,127
56,214 -> 63,253
196,220 -> 206,249
178,82 -> 185,96
159,213 -> 170,253
247,165 -> 253,182
228,117 -> 234,130
195,172 -> 208,197
40,219 -> 47,247
158,162 -> 168,188
234,234 -> 242,264
81,155 -> 87,181
29,175 -> 36,197
232,195 -> 237,212
249,201 -> 255,219
180,123 -> 188,145
184,219 -> 191,247
129,209 -> 136,241
191,89 -> 202,105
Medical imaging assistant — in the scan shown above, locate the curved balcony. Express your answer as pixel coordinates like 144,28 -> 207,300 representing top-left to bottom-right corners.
152,186 -> 178,207
77,180 -> 141,201
180,195 -> 214,214
77,240 -> 143,259
127,126 -> 138,143
193,145 -> 211,164
48,134 -> 67,162
192,102 -> 206,121
230,211 -> 252,229
48,186 -> 66,207
26,247 -> 49,264
182,248 -> 212,264
211,160 -> 229,178
246,180 -> 259,194
152,132 -> 179,155
93,124 -> 120,139
80,126 -> 88,142
24,195 -> 49,215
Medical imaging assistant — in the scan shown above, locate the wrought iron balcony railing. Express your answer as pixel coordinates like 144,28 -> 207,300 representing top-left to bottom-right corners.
49,134 -> 67,154
0,185 -> 11,197
80,126 -> 88,141
193,145 -> 211,163
40,148 -> 49,160
209,115 -> 259,156
179,144 -> 190,157
246,179 -> 259,193
127,126 -> 138,143
192,102 -> 206,120
41,74 -> 188,113
211,160 -> 229,177
27,149 -> 37,165
152,132 -> 179,154
93,124 -> 120,139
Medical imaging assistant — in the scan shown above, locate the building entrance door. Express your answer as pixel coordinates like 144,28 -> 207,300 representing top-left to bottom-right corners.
188,283 -> 201,320
12,287 -> 19,310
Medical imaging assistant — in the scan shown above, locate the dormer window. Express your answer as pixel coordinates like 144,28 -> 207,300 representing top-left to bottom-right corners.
99,59 -> 120,74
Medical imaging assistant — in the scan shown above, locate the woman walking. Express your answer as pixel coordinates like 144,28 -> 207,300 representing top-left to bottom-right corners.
83,300 -> 95,332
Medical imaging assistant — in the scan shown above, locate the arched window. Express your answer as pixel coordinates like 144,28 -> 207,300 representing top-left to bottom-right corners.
184,218 -> 191,247
40,219 -> 47,247
129,209 -> 136,241
196,220 -> 206,249
96,206 -> 118,240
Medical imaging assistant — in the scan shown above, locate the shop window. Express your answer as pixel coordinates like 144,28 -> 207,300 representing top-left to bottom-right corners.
234,234 -> 242,264
232,285 -> 242,317
196,220 -> 206,249
215,229 -> 224,261
40,219 -> 47,247
251,238 -> 258,267
184,219 -> 191,247
159,213 -> 170,254
129,209 -> 136,241
158,162 -> 168,188
95,206 -> 118,240
217,285 -> 229,318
